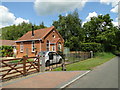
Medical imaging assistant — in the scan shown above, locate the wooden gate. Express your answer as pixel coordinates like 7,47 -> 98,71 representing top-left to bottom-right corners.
0,56 -> 40,81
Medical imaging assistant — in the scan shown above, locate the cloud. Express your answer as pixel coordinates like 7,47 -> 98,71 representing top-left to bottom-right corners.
99,0 -> 119,6
82,21 -> 87,26
82,12 -> 118,26
82,12 -> 98,26
100,0 -> 112,5
110,5 -> 118,13
112,17 -> 118,26
0,6 -> 16,27
112,21 -> 118,26
34,0 -> 88,15
100,0 -> 119,13
86,12 -> 98,21
99,0 -> 119,25
0,5 -> 29,28
13,17 -> 29,25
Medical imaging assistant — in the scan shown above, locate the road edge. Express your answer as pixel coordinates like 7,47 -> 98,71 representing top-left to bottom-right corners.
60,70 -> 91,89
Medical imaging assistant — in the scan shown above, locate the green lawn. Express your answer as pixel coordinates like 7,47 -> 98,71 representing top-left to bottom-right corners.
9,59 -> 34,63
53,52 -> 115,71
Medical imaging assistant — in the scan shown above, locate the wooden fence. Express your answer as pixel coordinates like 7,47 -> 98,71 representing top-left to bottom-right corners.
45,51 -> 91,71
0,56 -> 40,81
0,51 -> 92,81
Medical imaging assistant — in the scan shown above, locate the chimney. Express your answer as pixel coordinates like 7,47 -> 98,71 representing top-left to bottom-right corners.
32,25 -> 34,36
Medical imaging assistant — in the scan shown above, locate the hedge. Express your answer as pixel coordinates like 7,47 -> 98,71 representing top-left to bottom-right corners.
80,43 -> 103,52
0,46 -> 14,57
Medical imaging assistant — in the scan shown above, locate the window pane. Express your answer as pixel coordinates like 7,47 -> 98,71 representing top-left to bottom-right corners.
32,41 -> 35,52
46,40 -> 49,51
20,42 -> 23,52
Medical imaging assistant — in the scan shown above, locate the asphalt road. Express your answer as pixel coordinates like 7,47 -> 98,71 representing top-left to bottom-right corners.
65,57 -> 119,88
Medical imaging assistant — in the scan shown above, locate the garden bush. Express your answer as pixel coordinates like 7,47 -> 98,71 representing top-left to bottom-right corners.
0,46 -> 14,57
80,42 -> 103,52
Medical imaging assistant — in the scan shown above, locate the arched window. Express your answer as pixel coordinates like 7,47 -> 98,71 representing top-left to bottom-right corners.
46,40 -> 49,51
52,45 -> 55,51
52,35 -> 55,38
58,42 -> 61,51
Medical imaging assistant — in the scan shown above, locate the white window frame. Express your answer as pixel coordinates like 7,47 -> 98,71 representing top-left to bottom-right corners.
46,40 -> 50,51
20,42 -> 23,52
53,35 -> 55,38
52,45 -> 55,51
58,43 -> 62,51
32,41 -> 35,52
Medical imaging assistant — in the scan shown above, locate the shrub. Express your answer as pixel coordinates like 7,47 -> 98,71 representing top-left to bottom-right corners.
0,46 -> 14,57
80,42 -> 103,52
112,50 -> 120,56
103,44 -> 118,52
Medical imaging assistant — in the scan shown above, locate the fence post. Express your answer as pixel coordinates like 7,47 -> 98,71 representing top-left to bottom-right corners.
41,56 -> 45,72
84,52 -> 85,60
61,59 -> 66,71
38,55 -> 40,72
56,55 -> 58,68
90,51 -> 93,58
87,52 -> 89,58
23,56 -> 27,76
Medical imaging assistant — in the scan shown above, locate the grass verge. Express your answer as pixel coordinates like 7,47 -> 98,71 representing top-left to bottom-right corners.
53,52 -> 115,71
9,59 -> 34,63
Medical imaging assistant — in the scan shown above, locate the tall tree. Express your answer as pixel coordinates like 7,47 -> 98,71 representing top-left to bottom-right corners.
83,14 -> 119,51
53,10 -> 83,50
83,14 -> 113,43
1,21 -> 47,40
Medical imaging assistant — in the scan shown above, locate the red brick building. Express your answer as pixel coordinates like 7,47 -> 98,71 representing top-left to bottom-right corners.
15,26 -> 64,58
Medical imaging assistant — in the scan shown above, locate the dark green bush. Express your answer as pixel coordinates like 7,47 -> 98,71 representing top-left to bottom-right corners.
80,43 -> 103,52
112,50 -> 120,56
103,44 -> 118,52
0,46 -> 14,57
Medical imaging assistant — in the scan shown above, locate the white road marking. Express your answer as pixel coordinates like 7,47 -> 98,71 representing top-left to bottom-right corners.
60,70 -> 91,89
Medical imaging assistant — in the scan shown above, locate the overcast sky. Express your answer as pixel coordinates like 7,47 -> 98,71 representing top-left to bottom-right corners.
0,0 -> 119,28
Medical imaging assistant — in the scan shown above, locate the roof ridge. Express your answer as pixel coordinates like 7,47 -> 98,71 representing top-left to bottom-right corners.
17,26 -> 55,41
27,26 -> 54,32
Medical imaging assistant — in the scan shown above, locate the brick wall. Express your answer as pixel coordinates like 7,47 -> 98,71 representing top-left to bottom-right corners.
16,41 -> 40,58
42,29 -> 63,52
16,29 -> 64,58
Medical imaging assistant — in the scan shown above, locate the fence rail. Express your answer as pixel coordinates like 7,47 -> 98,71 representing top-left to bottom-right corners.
1,51 -> 92,81
45,51 -> 91,71
0,56 -> 40,81
65,51 -> 91,64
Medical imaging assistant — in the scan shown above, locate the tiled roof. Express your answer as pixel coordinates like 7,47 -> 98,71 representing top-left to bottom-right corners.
0,40 -> 15,46
17,26 -> 55,41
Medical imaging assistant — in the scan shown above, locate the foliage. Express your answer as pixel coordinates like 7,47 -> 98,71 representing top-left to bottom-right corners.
53,11 -> 119,52
53,10 -> 83,50
1,10 -> 120,53
0,46 -> 13,57
113,50 -> 120,56
80,43 -> 103,52
53,52 -> 115,71
1,22 -> 47,40
83,14 -> 113,42
83,14 -> 120,52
